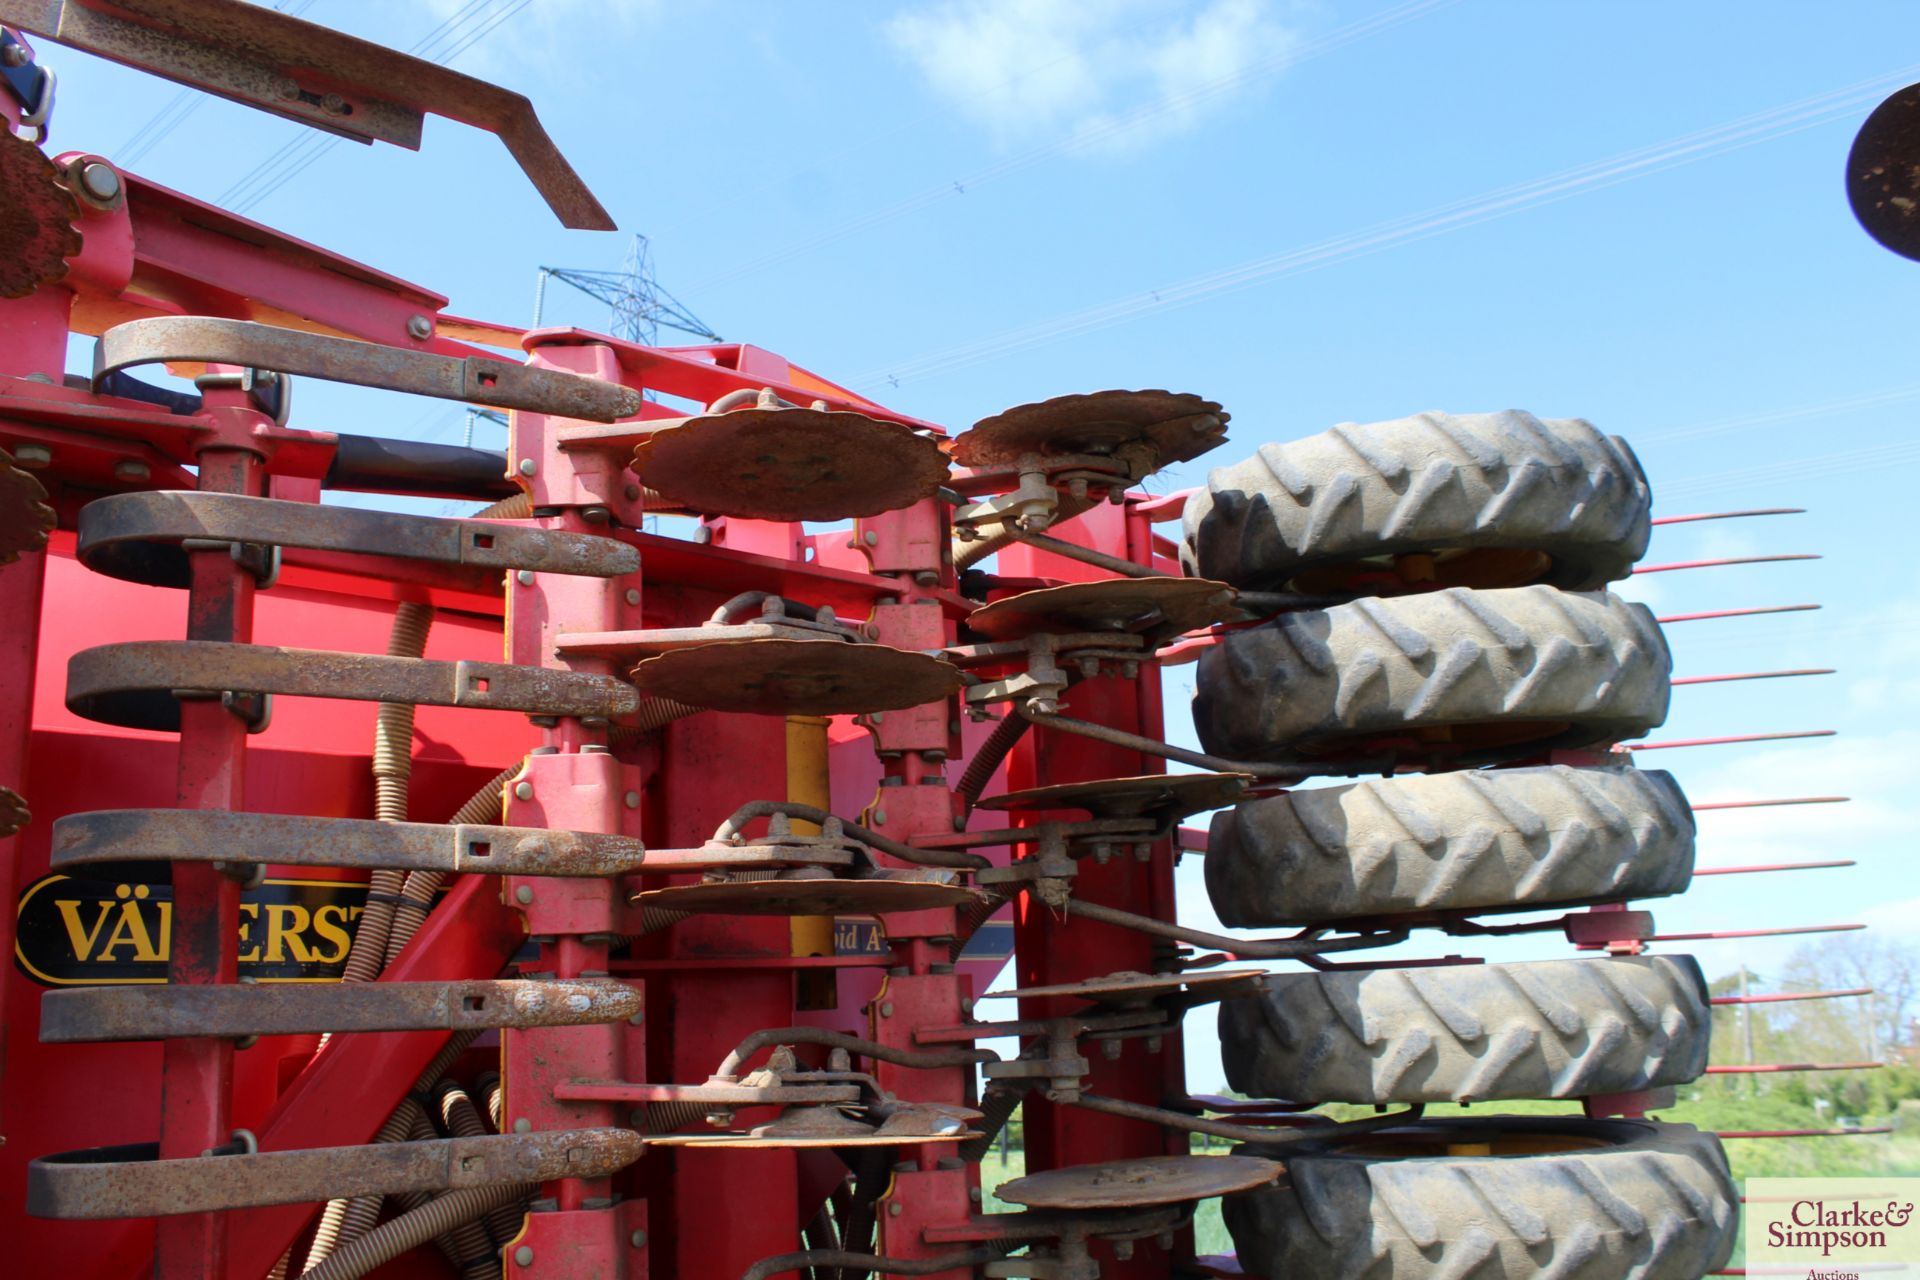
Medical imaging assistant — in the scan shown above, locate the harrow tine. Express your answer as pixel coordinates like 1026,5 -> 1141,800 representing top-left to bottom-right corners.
1656,603 -> 1820,624
1648,923 -> 1865,942
1693,859 -> 1855,876
1691,795 -> 1849,811
1673,668 -> 1835,686
1633,553 -> 1821,574
1624,729 -> 1834,750
1710,987 -> 1872,1005
1651,507 -> 1806,526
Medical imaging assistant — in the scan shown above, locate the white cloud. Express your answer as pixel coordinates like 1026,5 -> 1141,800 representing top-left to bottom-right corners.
887,0 -> 1298,151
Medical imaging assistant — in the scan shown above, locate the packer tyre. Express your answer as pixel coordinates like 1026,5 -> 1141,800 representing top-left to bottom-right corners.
1182,410 -> 1651,594
1225,1117 -> 1737,1280
1206,765 -> 1695,926
1193,585 -> 1670,768
1218,955 -> 1711,1105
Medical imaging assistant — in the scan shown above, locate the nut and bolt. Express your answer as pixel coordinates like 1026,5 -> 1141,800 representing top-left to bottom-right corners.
77,162 -> 121,203
514,1246 -> 535,1267
623,484 -> 642,501
513,1118 -> 531,1134
624,588 -> 641,605
863,530 -> 879,546
514,782 -> 535,801
624,790 -> 641,809
2,44 -> 31,67
321,92 -> 350,116
515,886 -> 534,905
405,314 -> 434,341
113,459 -> 150,483
518,458 -> 537,476
630,1231 -> 647,1249
13,445 -> 51,469
516,570 -> 535,586
887,1203 -> 902,1217
879,1001 -> 894,1018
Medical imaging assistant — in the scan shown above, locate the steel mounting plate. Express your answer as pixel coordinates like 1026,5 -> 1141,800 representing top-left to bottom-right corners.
994,1154 -> 1281,1210
0,0 -> 613,228
629,405 -> 949,521
0,129 -> 79,299
966,577 -> 1239,642
634,877 -> 985,918
0,447 -> 55,564
978,969 -> 1266,1004
953,390 -> 1228,471
980,772 -> 1250,821
630,638 -> 962,717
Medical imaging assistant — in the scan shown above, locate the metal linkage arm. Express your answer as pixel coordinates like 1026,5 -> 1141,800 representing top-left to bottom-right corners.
94,318 -> 639,420
0,0 -> 613,227
27,1128 -> 642,1220
713,800 -> 989,871
1060,896 -> 1408,960
714,1028 -> 998,1081
1071,1094 -> 1424,1146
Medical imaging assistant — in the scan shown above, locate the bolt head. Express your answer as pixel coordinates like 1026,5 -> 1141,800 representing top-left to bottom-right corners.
863,529 -> 880,546
516,569 -> 535,586
2,45 -> 30,68
515,885 -> 534,905
513,1118 -> 531,1133
78,162 -> 121,202
514,1245 -> 535,1267
887,1202 -> 902,1217
514,781 -> 534,801
879,1001 -> 894,1018
624,790 -> 641,809
112,459 -> 150,483
13,444 -> 51,469
624,588 -> 641,606
518,458 -> 537,476
630,1230 -> 647,1248
406,314 -> 434,341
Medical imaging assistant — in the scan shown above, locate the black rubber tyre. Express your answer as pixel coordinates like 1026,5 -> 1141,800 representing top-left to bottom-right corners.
1218,955 -> 1711,1105
1225,1116 -> 1737,1279
1206,765 -> 1695,926
1182,410 -> 1652,594
1193,585 -> 1670,768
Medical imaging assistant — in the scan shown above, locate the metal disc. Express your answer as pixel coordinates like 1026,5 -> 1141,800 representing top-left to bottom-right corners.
0,450 -> 54,564
1849,83 -> 1920,261
647,1129 -> 980,1149
978,969 -> 1266,1003
635,878 -> 985,917
996,1155 -> 1281,1210
630,639 -> 962,716
980,772 -> 1249,821
0,787 -> 28,837
953,390 -> 1228,471
967,577 -> 1238,642
630,406 -> 949,521
648,1103 -> 980,1148
0,132 -> 80,300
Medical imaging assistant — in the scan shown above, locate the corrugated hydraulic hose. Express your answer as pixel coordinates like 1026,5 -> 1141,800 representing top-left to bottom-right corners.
302,1183 -> 533,1280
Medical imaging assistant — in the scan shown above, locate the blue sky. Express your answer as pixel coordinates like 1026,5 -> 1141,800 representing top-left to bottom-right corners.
37,0 -> 1920,1089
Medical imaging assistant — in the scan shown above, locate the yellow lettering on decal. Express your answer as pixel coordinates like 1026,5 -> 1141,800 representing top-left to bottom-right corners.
97,901 -> 164,963
53,899 -> 114,962
263,903 -> 316,964
310,904 -> 352,965
237,902 -> 262,963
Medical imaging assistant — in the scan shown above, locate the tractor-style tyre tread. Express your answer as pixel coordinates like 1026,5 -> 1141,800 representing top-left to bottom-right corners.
1218,955 -> 1711,1105
1206,764 -> 1695,926
1182,409 -> 1652,592
1193,584 -> 1671,767
1224,1116 -> 1737,1280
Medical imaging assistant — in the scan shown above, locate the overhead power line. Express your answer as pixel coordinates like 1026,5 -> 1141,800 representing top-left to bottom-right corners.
116,0 -> 319,167
849,61 -> 1920,391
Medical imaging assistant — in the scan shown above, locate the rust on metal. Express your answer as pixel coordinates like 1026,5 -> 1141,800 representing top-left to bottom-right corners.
0,0 -> 613,228
953,390 -> 1228,473
634,875 -> 986,918
994,1155 -> 1281,1210
552,1081 -> 862,1107
0,785 -> 29,836
981,772 -> 1250,822
0,127 -> 80,298
966,577 -> 1239,643
93,317 -> 640,421
629,405 -> 949,522
78,491 -> 638,587
50,809 -> 650,876
647,1103 -> 979,1149
26,1128 -> 643,1220
630,638 -> 962,716
40,978 -> 641,1042
977,969 -> 1266,1005
555,621 -> 849,661
0,447 -> 55,564
67,640 -> 640,730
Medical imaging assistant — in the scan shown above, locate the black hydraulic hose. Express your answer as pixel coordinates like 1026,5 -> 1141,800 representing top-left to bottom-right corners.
325,435 -> 521,501
956,713 -> 1029,809
715,1027 -> 996,1081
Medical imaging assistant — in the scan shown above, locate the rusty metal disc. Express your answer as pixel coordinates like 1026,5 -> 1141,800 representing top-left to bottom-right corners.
647,1103 -> 980,1148
635,877 -> 985,917
0,786 -> 28,837
978,969 -> 1266,1004
0,131 -> 80,299
0,450 -> 53,566
630,638 -> 961,716
995,1155 -> 1281,1210
953,390 -> 1228,472
967,577 -> 1238,642
1849,83 -> 1920,260
630,406 -> 949,521
980,772 -> 1249,821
